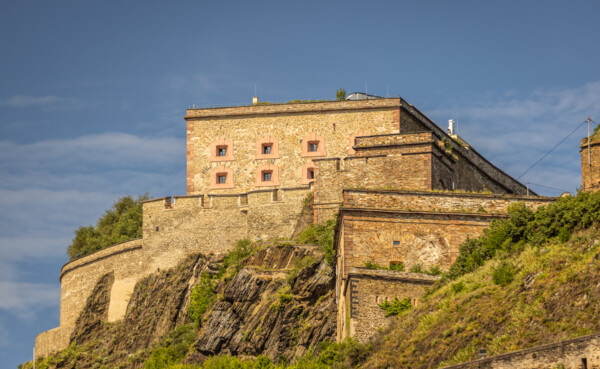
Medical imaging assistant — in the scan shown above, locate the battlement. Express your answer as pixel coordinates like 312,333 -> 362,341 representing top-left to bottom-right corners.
184,98 -> 403,119
354,132 -> 434,149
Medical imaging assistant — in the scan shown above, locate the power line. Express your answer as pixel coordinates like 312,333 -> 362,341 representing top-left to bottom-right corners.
526,182 -> 570,193
517,120 -> 588,180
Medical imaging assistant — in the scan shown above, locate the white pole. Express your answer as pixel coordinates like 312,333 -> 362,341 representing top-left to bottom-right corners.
33,347 -> 35,369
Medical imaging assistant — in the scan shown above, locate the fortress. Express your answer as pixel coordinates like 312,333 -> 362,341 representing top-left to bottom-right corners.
36,94 -> 563,357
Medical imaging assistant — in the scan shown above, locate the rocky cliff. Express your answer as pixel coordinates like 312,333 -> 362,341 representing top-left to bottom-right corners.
29,244 -> 335,368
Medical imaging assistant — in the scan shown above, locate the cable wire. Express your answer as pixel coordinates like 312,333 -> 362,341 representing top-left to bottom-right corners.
517,120 -> 588,180
526,182 -> 570,193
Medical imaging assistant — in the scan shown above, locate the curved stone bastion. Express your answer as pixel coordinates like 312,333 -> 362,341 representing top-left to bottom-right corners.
36,187 -> 311,358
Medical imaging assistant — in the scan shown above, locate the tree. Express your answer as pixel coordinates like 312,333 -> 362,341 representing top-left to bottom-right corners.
336,88 -> 346,101
67,194 -> 149,260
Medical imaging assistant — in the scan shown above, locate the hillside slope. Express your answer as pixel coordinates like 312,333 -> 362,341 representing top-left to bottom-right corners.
363,192 -> 600,369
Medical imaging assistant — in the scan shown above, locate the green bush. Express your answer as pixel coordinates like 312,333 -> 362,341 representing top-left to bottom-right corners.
188,274 -> 217,324
365,261 -> 387,270
296,220 -> 336,265
222,239 -> 255,271
378,297 -> 412,317
428,265 -> 442,275
67,194 -> 149,260
492,261 -> 515,286
336,88 -> 347,101
409,264 -> 424,273
316,338 -> 371,368
389,262 -> 405,271
144,324 -> 197,368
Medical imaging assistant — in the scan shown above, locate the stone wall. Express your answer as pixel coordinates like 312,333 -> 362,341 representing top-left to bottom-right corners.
580,139 -> 600,192
336,190 -> 554,280
185,99 -> 401,195
440,333 -> 600,369
337,268 -> 439,343
58,238 -> 144,328
313,130 -> 535,224
34,326 -> 73,359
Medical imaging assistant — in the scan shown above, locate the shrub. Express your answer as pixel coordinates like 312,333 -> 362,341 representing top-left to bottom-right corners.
365,261 -> 387,270
296,220 -> 336,265
67,194 -> 149,260
317,338 -> 371,368
492,261 -> 515,286
188,274 -> 216,324
378,297 -> 412,317
409,264 -> 424,273
336,88 -> 347,101
222,238 -> 255,272
389,262 -> 405,271
428,265 -> 442,275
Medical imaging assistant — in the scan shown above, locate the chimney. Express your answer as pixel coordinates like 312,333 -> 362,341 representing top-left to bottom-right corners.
252,96 -> 259,105
448,119 -> 455,135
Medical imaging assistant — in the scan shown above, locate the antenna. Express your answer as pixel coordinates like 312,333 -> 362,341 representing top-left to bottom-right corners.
387,85 -> 389,98
365,81 -> 368,94
254,84 -> 257,97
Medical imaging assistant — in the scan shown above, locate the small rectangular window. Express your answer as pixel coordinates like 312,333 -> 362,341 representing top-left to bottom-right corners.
263,145 -> 272,154
393,241 -> 400,245
308,169 -> 315,179
217,147 -> 227,156
263,172 -> 272,181
217,174 -> 227,184
308,142 -> 318,152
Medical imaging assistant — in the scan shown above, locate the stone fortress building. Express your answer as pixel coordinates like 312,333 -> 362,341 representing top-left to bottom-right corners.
35,93 -> 557,357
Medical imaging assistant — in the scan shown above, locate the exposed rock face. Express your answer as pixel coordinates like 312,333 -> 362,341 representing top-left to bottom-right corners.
194,246 -> 336,362
46,245 -> 335,368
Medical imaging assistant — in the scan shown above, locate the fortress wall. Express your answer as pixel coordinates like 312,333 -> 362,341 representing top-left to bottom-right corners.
142,196 -> 248,271
344,190 -> 555,213
58,238 -> 143,328
339,210 -> 493,276
580,140 -> 600,192
338,269 -> 438,343
313,153 -> 432,223
35,326 -> 73,359
185,102 -> 399,195
440,333 -> 600,369
246,187 -> 311,241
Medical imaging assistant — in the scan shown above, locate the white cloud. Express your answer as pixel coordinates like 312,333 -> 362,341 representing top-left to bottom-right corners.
425,80 -> 600,195
1,95 -> 97,111
0,282 -> 59,319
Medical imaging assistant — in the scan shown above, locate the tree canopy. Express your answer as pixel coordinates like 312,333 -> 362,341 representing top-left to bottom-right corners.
67,194 -> 149,261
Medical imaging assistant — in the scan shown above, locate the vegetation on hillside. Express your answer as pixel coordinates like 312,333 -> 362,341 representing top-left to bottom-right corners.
295,219 -> 336,265
67,194 -> 149,261
362,190 -> 600,368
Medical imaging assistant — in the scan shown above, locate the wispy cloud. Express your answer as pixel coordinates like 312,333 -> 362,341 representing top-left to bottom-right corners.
1,95 -> 98,111
0,282 -> 59,319
425,80 -> 600,195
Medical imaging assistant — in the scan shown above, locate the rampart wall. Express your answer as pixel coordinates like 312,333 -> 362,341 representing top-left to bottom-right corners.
313,132 -> 534,223
440,332 -> 600,369
337,268 -> 439,342
38,187 -> 310,358
581,139 -> 600,192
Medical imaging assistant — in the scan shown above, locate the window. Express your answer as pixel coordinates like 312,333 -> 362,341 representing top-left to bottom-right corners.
210,165 -> 234,189
255,163 -> 280,187
210,139 -> 234,162
393,240 -> 400,246
301,133 -> 326,157
308,168 -> 315,179
256,136 -> 279,159
301,162 -> 316,184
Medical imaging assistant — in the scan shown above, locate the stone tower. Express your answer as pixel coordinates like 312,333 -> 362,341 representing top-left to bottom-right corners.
580,131 -> 600,192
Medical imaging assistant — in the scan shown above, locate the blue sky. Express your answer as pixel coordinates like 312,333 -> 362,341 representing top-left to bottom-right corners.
1,0 -> 599,367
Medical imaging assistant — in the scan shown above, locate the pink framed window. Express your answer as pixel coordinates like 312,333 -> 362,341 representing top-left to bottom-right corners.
301,132 -> 326,157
